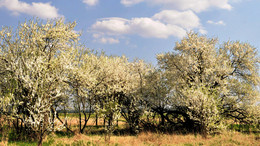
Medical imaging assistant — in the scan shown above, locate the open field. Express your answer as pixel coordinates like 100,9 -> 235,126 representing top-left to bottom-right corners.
2,131 -> 259,146
1,114 -> 259,146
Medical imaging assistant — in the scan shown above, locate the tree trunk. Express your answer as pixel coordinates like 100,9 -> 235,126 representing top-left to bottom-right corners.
95,114 -> 98,127
161,113 -> 165,126
108,118 -> 111,127
56,113 -> 74,134
80,104 -> 92,133
80,112 -> 87,133
79,110 -> 82,133
38,134 -> 43,146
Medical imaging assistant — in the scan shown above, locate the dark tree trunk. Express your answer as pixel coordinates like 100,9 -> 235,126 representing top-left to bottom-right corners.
108,118 -> 111,127
161,113 -> 165,126
38,133 -> 43,146
78,108 -> 82,133
56,113 -> 74,134
80,104 -> 92,133
95,114 -> 98,127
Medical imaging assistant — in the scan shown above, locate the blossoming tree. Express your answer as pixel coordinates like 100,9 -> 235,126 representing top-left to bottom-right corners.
157,32 -> 259,136
0,19 -> 79,146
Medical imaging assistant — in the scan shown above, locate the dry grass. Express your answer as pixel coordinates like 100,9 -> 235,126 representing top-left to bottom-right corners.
2,116 -> 259,145
2,131 -> 259,145
45,131 -> 259,146
0,140 -> 8,146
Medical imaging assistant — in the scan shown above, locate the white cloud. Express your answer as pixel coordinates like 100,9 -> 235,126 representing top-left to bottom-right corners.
90,0 -> 238,43
129,17 -> 186,38
121,0 -> 144,6
91,10 -> 204,40
120,0 -> 232,12
153,10 -> 200,30
91,17 -> 186,39
100,37 -> 120,44
91,18 -> 130,35
230,0 -> 243,3
93,34 -> 120,44
207,20 -> 226,25
82,0 -> 98,6
199,28 -> 207,34
0,0 -> 61,19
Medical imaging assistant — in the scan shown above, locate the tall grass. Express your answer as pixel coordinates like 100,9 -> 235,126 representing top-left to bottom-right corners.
2,131 -> 259,146
1,115 -> 259,145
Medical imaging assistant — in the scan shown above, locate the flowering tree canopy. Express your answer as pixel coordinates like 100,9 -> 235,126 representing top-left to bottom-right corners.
157,32 -> 259,135
0,19 -> 79,145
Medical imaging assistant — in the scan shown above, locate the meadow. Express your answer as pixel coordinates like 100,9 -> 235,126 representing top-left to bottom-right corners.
1,114 -> 259,146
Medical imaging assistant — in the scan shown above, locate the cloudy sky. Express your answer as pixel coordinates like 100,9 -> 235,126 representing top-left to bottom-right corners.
0,0 -> 259,64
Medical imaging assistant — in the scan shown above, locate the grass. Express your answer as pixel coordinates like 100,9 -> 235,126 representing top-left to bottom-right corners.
1,115 -> 259,145
229,124 -> 260,133
1,131 -> 259,146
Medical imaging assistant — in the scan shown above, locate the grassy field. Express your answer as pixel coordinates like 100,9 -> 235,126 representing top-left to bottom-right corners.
1,114 -> 259,146
2,131 -> 259,146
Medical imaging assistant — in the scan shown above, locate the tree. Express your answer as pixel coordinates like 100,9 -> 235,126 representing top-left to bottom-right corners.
120,60 -> 151,134
91,55 -> 140,141
74,54 -> 151,139
0,19 -> 79,145
157,32 -> 259,136
141,69 -> 171,127
67,49 -> 100,134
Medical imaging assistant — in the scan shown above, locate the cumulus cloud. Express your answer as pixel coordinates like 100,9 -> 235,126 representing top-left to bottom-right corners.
0,0 -> 61,19
207,20 -> 226,25
90,0 -> 236,43
82,0 -> 98,6
129,17 -> 186,38
91,18 -> 130,35
120,0 -> 232,12
91,17 -> 185,39
153,10 -> 200,30
91,10 -> 205,40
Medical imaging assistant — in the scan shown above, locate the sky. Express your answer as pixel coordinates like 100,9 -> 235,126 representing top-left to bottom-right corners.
0,0 -> 260,64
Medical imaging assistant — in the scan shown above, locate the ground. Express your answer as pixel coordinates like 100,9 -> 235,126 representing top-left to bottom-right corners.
1,114 -> 259,146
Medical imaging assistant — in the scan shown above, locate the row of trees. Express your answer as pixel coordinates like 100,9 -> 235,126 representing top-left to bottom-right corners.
0,19 -> 259,145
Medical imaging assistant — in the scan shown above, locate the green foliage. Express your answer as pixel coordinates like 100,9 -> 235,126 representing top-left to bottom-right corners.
229,124 -> 260,133
55,131 -> 74,138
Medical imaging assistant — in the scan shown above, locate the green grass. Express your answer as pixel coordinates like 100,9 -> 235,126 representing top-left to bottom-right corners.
7,141 -> 37,146
228,124 -> 260,133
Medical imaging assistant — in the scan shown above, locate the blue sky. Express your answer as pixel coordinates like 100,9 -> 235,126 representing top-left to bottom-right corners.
0,0 -> 259,64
